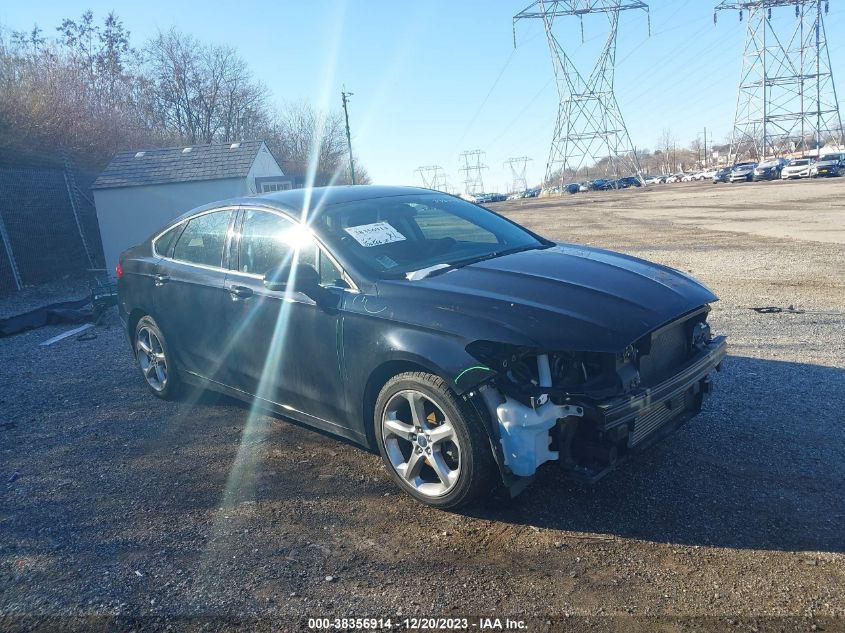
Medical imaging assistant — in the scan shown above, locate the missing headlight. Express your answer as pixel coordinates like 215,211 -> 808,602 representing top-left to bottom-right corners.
465,341 -> 619,402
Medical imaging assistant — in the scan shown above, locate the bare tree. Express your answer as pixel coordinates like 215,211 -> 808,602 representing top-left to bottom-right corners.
144,29 -> 269,144
689,136 -> 703,167
0,13 -> 370,181
657,128 -> 675,173
263,102 -> 370,186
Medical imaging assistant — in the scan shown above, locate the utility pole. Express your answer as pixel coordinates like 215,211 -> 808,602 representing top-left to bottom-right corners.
513,0 -> 649,189
341,87 -> 356,185
704,127 -> 708,167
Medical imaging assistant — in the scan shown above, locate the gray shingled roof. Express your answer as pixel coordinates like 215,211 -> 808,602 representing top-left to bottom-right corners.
92,140 -> 265,189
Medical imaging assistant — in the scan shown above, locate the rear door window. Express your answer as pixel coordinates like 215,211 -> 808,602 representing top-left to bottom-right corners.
171,211 -> 234,268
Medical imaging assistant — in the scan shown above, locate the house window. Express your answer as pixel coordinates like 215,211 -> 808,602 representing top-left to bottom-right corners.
261,182 -> 291,193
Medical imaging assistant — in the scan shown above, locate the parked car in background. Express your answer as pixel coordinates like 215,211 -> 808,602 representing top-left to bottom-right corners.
712,167 -> 731,184
643,175 -> 661,185
619,176 -> 643,187
728,162 -> 757,183
681,173 -> 695,182
118,185 -> 726,508
810,153 -> 844,178
578,182 -> 590,192
781,158 -> 814,180
565,183 -> 580,194
753,158 -> 788,181
699,167 -> 719,180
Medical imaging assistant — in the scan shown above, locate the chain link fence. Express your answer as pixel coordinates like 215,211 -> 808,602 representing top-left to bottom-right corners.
0,155 -> 104,297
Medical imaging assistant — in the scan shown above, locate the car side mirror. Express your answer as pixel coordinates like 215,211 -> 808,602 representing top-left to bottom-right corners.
263,263 -> 320,293
263,263 -> 337,311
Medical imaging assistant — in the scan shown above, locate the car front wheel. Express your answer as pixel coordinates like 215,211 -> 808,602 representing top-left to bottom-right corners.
375,372 -> 496,509
134,315 -> 181,399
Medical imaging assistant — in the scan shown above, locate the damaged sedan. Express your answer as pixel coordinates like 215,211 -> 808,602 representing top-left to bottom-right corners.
118,185 -> 726,509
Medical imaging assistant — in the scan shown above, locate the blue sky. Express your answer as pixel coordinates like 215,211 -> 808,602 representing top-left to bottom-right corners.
2,1 -> 844,189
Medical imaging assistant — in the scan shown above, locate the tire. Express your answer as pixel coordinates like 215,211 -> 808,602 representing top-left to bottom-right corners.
374,372 -> 497,509
133,315 -> 181,399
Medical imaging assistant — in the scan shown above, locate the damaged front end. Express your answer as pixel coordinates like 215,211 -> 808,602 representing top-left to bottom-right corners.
464,307 -> 727,490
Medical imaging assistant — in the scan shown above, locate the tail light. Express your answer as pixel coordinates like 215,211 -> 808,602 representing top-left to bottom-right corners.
116,262 -> 123,280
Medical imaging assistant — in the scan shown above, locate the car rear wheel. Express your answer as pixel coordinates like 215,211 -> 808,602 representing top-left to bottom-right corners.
134,315 -> 181,399
375,372 -> 496,509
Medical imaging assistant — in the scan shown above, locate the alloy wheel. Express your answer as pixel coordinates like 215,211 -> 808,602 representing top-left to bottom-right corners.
381,390 -> 461,498
136,326 -> 168,392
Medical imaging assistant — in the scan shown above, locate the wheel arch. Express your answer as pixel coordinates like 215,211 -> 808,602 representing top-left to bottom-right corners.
127,308 -> 148,341
361,358 -> 434,451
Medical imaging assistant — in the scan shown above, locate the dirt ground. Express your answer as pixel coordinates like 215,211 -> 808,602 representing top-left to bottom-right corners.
1,178 -> 844,631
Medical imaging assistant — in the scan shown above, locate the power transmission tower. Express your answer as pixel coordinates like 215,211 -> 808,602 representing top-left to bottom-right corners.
458,150 -> 488,194
415,165 -> 448,191
504,157 -> 533,193
715,1 -> 842,162
513,1 -> 648,189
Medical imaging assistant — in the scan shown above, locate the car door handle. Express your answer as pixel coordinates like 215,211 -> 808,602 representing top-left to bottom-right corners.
153,274 -> 170,286
229,285 -> 253,300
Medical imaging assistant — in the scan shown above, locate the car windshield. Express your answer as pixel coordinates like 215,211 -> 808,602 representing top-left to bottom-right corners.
790,159 -> 810,166
312,193 -> 547,278
818,155 -> 839,162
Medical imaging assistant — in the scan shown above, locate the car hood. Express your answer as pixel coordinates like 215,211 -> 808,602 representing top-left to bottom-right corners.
784,164 -> 809,171
376,244 -> 718,353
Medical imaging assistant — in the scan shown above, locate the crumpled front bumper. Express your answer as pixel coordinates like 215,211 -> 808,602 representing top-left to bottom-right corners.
595,336 -> 727,439
479,337 -> 727,483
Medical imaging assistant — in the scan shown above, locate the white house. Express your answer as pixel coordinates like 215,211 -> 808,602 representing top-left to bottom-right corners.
92,140 -> 290,273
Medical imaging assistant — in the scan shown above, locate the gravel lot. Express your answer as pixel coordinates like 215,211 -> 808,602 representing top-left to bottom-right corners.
1,178 -> 844,631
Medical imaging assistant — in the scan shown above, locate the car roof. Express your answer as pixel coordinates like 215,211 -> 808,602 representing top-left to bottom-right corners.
256,185 -> 436,210
173,185 -> 442,223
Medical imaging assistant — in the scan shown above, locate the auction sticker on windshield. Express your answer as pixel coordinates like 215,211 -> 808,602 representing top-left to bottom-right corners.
344,222 -> 406,247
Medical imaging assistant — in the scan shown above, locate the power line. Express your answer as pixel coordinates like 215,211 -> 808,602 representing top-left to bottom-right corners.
450,49 -> 517,154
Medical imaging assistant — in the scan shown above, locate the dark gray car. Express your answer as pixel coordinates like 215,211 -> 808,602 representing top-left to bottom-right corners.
118,186 -> 726,508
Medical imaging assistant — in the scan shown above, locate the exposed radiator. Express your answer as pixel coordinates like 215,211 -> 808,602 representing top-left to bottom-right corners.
629,401 -> 682,446
638,320 -> 689,386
